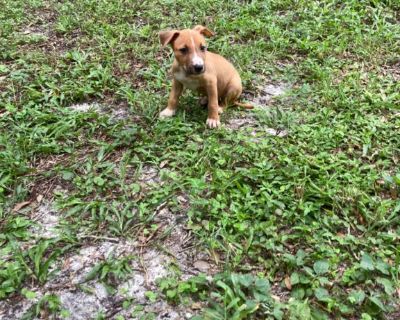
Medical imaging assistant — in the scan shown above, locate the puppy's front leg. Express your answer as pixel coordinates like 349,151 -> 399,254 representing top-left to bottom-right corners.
205,79 -> 220,128
160,79 -> 183,118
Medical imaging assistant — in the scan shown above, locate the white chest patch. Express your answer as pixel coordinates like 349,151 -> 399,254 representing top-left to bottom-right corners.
174,70 -> 201,91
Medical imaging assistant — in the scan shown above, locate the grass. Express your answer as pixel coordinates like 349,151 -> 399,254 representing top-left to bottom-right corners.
1,0 -> 399,319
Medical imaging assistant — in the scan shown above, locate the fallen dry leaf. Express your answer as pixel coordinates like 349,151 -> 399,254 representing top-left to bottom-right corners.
194,260 -> 210,272
160,160 -> 168,168
285,276 -> 292,290
210,249 -> 220,265
12,201 -> 31,212
191,302 -> 202,310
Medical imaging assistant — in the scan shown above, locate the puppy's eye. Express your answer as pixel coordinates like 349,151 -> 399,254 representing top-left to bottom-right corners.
179,47 -> 188,54
200,45 -> 206,52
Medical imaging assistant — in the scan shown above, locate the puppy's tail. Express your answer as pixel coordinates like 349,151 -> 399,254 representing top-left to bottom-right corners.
233,101 -> 254,109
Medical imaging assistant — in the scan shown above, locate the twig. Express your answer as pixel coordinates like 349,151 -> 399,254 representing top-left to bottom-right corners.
77,235 -> 120,242
139,247 -> 149,288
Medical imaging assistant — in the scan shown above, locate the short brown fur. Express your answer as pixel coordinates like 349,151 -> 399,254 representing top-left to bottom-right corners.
159,25 -> 252,128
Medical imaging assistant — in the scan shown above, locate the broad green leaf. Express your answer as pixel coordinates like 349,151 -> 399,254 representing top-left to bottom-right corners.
360,253 -> 374,271
315,288 -> 330,302
376,278 -> 395,295
284,254 -> 296,266
368,296 -> 386,311
94,176 -> 105,186
338,303 -> 353,315
303,266 -> 315,277
253,291 -> 270,303
376,260 -> 390,275
145,291 -> 158,302
0,64 -> 9,73
311,308 -> 330,320
254,278 -> 270,293
296,250 -> 306,266
300,273 -> 311,284
394,174 -> 400,186
348,290 -> 365,304
21,288 -> 36,299
292,287 -> 305,299
237,274 -> 253,287
122,300 -> 131,309
313,260 -> 329,275
290,272 -> 300,286
166,289 -> 176,299
244,299 -> 258,312
318,277 -> 330,286
130,183 -> 141,193
288,300 -> 311,319
62,171 -> 74,180
60,309 -> 70,318
273,306 -> 283,320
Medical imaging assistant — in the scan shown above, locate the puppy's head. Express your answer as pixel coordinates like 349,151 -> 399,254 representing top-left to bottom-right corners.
159,25 -> 214,75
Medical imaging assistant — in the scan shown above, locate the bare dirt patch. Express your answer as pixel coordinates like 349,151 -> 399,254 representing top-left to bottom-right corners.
68,101 -> 134,123
138,165 -> 161,186
16,5 -> 76,54
20,28 -> 49,39
20,4 -> 56,39
252,83 -> 289,107
30,202 -> 60,239
226,81 -> 290,138
381,60 -> 400,81
69,102 -> 101,113
226,113 -> 288,139
0,197 -> 216,320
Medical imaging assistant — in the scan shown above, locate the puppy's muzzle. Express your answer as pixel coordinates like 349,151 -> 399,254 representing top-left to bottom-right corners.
193,64 -> 204,74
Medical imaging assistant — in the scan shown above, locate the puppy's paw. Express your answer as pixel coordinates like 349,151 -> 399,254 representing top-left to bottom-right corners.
206,118 -> 221,128
159,108 -> 176,118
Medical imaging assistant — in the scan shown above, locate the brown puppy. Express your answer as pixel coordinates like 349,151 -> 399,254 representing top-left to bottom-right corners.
159,25 -> 251,128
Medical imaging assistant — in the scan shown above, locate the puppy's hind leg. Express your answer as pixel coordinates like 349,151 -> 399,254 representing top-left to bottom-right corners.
223,81 -> 253,110
220,84 -> 242,113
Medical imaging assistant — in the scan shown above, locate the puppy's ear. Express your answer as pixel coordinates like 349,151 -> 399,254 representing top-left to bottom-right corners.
159,30 -> 180,47
193,25 -> 214,37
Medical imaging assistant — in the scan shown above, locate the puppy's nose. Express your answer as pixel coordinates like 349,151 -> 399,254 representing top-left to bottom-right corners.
194,64 -> 204,73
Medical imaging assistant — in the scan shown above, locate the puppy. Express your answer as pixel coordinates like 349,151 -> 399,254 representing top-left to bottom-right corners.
159,25 -> 251,128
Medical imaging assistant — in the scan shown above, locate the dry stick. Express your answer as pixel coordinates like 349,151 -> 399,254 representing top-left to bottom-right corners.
46,282 -> 76,291
144,224 -> 163,243
104,297 -> 126,319
134,224 -> 164,248
139,246 -> 150,288
41,176 -> 57,200
77,234 -> 120,242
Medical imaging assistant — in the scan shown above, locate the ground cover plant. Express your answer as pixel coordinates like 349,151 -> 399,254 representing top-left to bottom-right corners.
0,0 -> 399,319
